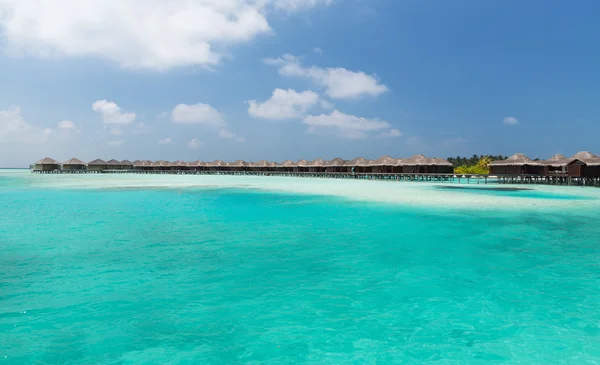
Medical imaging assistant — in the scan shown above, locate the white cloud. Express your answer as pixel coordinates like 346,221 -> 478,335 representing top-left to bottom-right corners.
303,110 -> 394,139
108,140 -> 124,146
218,129 -> 236,139
0,105 -> 51,143
218,129 -> 245,142
158,137 -> 173,145
0,0 -> 331,70
313,47 -> 323,54
172,103 -> 225,126
503,116 -> 518,126
264,54 -> 388,99
320,99 -> 334,109
109,128 -> 123,135
188,138 -> 203,149
92,100 -> 136,125
381,129 -> 402,137
248,88 -> 320,119
272,0 -> 333,11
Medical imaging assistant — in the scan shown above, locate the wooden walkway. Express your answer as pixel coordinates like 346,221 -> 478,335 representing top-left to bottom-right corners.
31,169 -> 600,186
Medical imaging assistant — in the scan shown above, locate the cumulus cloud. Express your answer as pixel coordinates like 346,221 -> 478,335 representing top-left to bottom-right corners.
264,54 -> 388,99
108,140 -> 124,146
302,110 -> 395,139
188,138 -> 203,149
503,116 -> 518,126
0,105 -> 52,143
158,137 -> 172,145
313,47 -> 323,54
171,103 -> 225,126
248,88 -> 320,119
0,0 -> 331,70
92,100 -> 136,125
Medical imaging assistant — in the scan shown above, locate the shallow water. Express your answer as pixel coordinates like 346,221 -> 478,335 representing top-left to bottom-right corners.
1,170 -> 600,364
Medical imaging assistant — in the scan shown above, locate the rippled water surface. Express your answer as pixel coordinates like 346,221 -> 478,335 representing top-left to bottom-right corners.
1,170 -> 600,364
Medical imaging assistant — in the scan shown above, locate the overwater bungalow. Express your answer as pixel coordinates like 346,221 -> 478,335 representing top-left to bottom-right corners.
324,158 -> 346,173
228,160 -> 248,172
207,160 -> 226,171
399,155 -> 453,174
295,159 -> 310,173
106,159 -> 122,170
62,158 -> 86,171
543,154 -> 584,177
488,153 -> 545,175
33,157 -> 60,171
369,156 -> 398,174
571,151 -> 600,177
88,159 -> 109,172
308,158 -> 326,173
344,157 -> 370,173
279,160 -> 296,172
121,160 -> 134,170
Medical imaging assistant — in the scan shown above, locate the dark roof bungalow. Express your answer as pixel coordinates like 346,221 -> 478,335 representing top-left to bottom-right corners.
400,155 -> 453,174
571,151 -> 600,178
542,154 -> 585,177
488,153 -> 545,175
33,157 -> 60,171
62,158 -> 86,171
87,159 -> 108,171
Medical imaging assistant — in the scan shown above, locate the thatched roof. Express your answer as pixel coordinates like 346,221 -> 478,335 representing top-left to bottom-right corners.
324,158 -> 346,167
280,160 -> 296,167
344,157 -> 370,167
35,157 -> 60,165
432,158 -> 453,167
250,160 -> 270,168
543,154 -> 574,167
402,154 -> 435,166
106,159 -> 121,166
121,160 -> 134,166
310,158 -> 326,167
133,160 -> 151,167
296,159 -> 310,167
229,160 -> 248,167
571,151 -> 600,165
63,158 -> 85,165
488,153 -> 542,166
189,160 -> 206,167
207,160 -> 225,167
88,159 -> 107,165
370,156 -> 397,166
171,160 -> 186,167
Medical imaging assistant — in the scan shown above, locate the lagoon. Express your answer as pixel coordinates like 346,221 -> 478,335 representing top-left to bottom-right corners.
1,170 -> 600,364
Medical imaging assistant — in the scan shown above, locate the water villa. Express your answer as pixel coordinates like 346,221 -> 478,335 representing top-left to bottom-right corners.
29,152 -> 600,186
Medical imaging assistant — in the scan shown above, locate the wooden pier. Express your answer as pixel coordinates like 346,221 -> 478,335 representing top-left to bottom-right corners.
31,169 -> 600,186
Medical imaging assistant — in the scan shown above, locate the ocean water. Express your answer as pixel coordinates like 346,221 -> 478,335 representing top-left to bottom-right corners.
1,170 -> 600,364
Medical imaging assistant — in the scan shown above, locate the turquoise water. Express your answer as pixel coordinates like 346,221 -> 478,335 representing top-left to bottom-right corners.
1,172 -> 600,364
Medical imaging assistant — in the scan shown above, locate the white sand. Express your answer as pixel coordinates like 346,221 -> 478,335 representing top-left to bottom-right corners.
4,170 -> 600,211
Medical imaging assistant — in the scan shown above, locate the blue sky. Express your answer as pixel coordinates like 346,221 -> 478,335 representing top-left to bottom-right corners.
1,0 -> 599,167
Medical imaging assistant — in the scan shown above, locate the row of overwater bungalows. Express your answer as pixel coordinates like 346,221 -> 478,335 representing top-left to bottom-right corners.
31,155 -> 455,174
489,152 -> 600,178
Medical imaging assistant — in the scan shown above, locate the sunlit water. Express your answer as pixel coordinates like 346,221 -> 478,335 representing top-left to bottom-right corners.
1,170 -> 600,364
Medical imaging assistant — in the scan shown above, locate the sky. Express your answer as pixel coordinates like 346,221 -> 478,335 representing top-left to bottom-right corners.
1,0 -> 599,167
